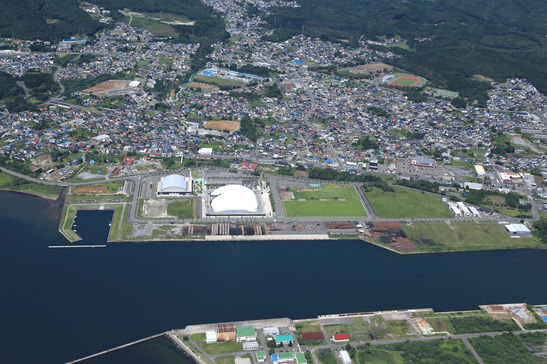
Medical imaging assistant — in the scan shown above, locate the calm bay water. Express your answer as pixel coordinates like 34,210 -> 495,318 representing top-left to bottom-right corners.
1,191 -> 547,363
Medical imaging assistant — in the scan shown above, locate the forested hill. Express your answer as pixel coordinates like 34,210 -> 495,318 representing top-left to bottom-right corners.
90,0 -> 228,44
264,0 -> 547,96
0,0 -> 227,45
0,0 -> 103,41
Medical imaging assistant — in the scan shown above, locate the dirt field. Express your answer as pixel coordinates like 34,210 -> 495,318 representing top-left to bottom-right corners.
372,221 -> 402,229
72,185 -> 109,194
83,80 -> 131,95
326,223 -> 355,229
362,63 -> 394,72
204,120 -> 240,133
185,82 -> 215,90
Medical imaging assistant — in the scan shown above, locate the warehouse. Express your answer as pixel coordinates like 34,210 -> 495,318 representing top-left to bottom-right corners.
301,331 -> 324,341
275,334 -> 293,345
236,325 -> 256,342
157,174 -> 192,196
411,156 -> 436,168
332,333 -> 350,342
503,223 -> 531,235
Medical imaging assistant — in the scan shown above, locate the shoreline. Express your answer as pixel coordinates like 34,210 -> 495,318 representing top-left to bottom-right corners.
70,302 -> 547,363
0,187 -> 60,201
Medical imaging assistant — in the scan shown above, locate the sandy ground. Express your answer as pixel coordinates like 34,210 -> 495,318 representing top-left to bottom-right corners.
511,136 -> 542,153
72,185 -> 109,194
83,80 -> 131,95
142,199 -> 169,218
362,63 -> 394,72
185,82 -> 215,90
204,120 -> 240,133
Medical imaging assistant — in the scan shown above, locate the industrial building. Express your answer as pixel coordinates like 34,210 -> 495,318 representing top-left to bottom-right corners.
263,327 -> 280,336
157,174 -> 192,196
474,165 -> 486,179
503,223 -> 532,235
207,184 -> 266,216
243,341 -> 260,351
340,350 -> 351,364
236,325 -> 256,342
332,333 -> 350,342
301,331 -> 324,341
275,334 -> 293,345
411,156 -> 436,167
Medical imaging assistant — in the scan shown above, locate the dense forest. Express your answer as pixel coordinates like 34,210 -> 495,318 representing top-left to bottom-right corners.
264,0 -> 547,100
0,0 -> 103,41
90,0 -> 228,44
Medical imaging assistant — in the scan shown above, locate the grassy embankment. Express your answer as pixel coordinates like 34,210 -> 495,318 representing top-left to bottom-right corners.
0,172 -> 61,199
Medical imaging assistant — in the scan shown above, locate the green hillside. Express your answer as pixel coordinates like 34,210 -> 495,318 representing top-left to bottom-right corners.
0,0 -> 103,41
264,0 -> 547,104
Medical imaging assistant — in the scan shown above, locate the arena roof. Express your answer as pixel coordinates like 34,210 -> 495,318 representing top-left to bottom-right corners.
161,174 -> 187,192
210,185 -> 258,213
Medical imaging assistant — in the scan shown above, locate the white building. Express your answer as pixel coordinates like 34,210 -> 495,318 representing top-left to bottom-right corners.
157,174 -> 192,196
339,350 -> 351,364
206,331 -> 217,343
243,342 -> 260,351
263,327 -> 280,336
208,184 -> 263,216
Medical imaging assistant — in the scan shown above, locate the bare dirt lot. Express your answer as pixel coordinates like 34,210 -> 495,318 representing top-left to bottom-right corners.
185,82 -> 216,90
72,185 -> 109,194
362,63 -> 394,72
204,120 -> 240,133
83,80 -> 131,95
326,223 -> 355,229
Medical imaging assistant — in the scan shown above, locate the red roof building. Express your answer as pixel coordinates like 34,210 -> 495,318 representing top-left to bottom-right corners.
301,332 -> 324,341
333,333 -> 350,342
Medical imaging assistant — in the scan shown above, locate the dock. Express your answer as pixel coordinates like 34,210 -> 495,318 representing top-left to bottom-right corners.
49,245 -> 107,249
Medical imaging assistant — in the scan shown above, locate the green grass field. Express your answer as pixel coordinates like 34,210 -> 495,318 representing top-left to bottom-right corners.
402,221 -> 541,252
197,342 -> 244,355
283,185 -> 366,217
366,187 -> 451,218
362,339 -> 476,364
167,199 -> 198,219
194,75 -> 244,87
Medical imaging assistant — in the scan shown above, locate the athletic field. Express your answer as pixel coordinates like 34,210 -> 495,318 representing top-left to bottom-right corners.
383,74 -> 427,87
282,184 -> 367,217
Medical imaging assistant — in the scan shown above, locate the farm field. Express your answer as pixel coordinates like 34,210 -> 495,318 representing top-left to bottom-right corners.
366,187 -> 451,218
402,221 -> 541,252
282,184 -> 366,217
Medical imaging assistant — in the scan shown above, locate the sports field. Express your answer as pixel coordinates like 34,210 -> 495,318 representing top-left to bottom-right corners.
366,187 -> 451,218
430,88 -> 459,99
384,74 -> 427,87
282,185 -> 366,217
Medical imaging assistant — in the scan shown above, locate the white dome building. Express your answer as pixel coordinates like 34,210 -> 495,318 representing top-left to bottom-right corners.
210,185 -> 259,213
157,174 -> 192,196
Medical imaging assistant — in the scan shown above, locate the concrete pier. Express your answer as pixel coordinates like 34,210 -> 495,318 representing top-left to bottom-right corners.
66,333 -> 164,363
49,245 -> 107,249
